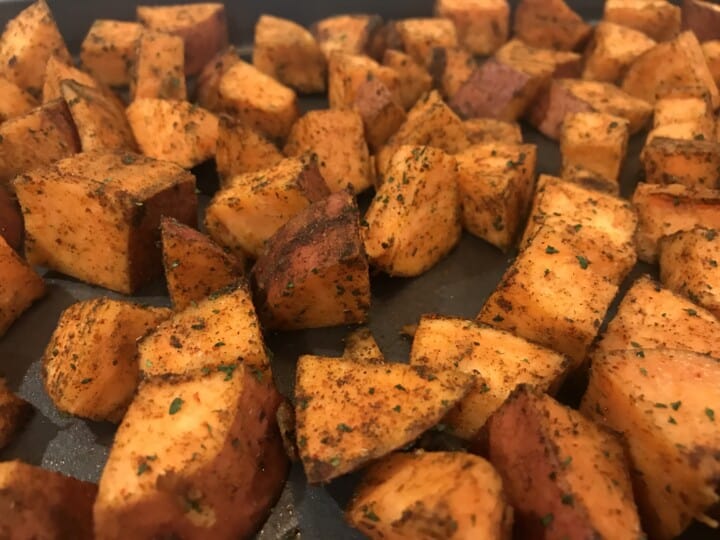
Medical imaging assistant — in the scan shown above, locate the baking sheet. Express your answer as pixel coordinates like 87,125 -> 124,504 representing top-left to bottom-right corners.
0,1 -> 713,538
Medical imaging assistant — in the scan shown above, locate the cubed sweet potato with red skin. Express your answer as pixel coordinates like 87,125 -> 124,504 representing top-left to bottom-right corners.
682,0 -> 720,42
427,46 -> 476,99
513,0 -> 592,51
252,191 -> 370,330
488,386 -> 643,540
80,20 -> 144,87
0,378 -> 32,450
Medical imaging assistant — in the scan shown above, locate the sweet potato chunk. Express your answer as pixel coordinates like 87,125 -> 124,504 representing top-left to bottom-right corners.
582,349 -> 720,540
42,55 -> 107,103
582,21 -> 656,83
382,49 -> 432,110
343,327 -> 383,363
594,275 -> 720,358
252,191 -> 370,330
130,30 -> 186,101
215,116 -> 283,184
428,46 -> 476,100
161,217 -> 243,311
604,0 -> 680,42
659,227 -> 720,318
62,80 -> 137,152
652,92 -> 715,138
513,0 -> 592,51
0,378 -> 32,450
561,165 -> 621,195
0,234 -> 44,337
43,298 -> 171,422
80,20 -> 143,87
94,364 -> 286,539
560,112 -> 629,185
435,0 -> 510,55
312,14 -> 383,60
0,75 -> 36,122
126,99 -> 218,169
410,315 -> 569,439
496,39 -> 582,78
0,185 -> 23,252
702,40 -> 720,87
456,142 -> 537,251
139,283 -> 269,378
196,46 -> 240,111
395,18 -> 459,67
0,0 -> 71,97
632,182 -> 720,263
641,137 -> 720,188
14,151 -> 197,294
253,14 -> 326,94
205,157 -> 329,259
218,60 -> 299,140
682,0 -> 720,42
354,78 -> 407,151
0,99 -> 79,183
528,78 -> 652,139
365,145 -> 461,277
622,31 -> 720,108
464,118 -> 523,145
347,452 -> 513,539
0,460 -> 96,540
136,3 -> 228,76
489,387 -> 643,540
294,354 -> 473,483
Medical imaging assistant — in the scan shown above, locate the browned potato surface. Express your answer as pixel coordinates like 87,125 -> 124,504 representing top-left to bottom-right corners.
80,20 -> 143,87
0,460 -> 97,540
682,0 -> 720,42
394,18 -> 459,67
489,387 -> 643,540
0,234 -> 45,337
294,354 -> 474,483
43,298 -> 171,422
0,378 -> 32,450
130,30 -> 186,101
582,21 -> 656,83
196,46 -> 240,111
513,0 -> 592,51
343,327 -> 384,363
215,116 -> 283,183
347,451 -> 513,539
604,0 -> 680,42
428,46 -> 476,100
435,0 -> 510,55
382,49 -> 433,110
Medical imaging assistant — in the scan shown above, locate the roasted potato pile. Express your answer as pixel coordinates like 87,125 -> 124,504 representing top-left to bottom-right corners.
1,0 -> 719,539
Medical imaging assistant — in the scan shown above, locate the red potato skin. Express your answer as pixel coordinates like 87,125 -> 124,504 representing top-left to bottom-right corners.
0,185 -> 22,252
528,81 -> 594,139
682,0 -> 720,42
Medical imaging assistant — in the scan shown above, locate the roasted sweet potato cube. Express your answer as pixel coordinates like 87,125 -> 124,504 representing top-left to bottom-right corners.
343,327 -> 384,363
641,137 -> 720,189
456,142 -> 537,251
0,186 -> 23,252
252,191 -> 370,330
632,182 -> 720,262
327,52 -> 402,110
435,0 -> 509,55
0,99 -> 79,183
353,78 -> 407,151
126,99 -> 218,169
528,78 -> 652,139
659,227 -> 720,318
582,349 -> 720,540
136,3 -> 228,76
348,451 -> 513,539
294,354 -> 473,483
702,40 -> 720,87
464,118 -> 522,144
43,298 -> 170,422
381,49 -> 432,110
196,46 -> 240,111
604,0 -> 680,42
427,46 -> 476,99
0,378 -> 32,449
582,21 -> 656,83
42,55 -> 108,103
94,364 -> 287,539
489,387 -> 643,539
284,109 -> 372,194
312,14 -> 383,61
594,275 -> 720,358
560,112 -> 629,184
215,117 -> 283,184
653,93 -> 715,135
161,217 -> 243,311
478,227 -> 619,365
14,151 -> 197,294
561,165 -> 621,195
80,20 -> 143,87
365,145 -> 461,277
496,39 -> 582,78
622,31 -> 719,108
0,75 -> 36,122
218,60 -> 299,140
0,0 -> 71,97
0,460 -> 96,539
130,30 -> 186,101
395,18 -> 458,67
513,0 -> 592,51
205,157 -> 329,259
138,283 -> 269,378
410,315 -> 569,439
62,81 -> 137,152
253,14 -> 326,94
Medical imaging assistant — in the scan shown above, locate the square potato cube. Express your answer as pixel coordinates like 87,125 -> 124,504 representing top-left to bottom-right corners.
80,20 -> 143,87
130,30 -> 186,101
560,112 -> 629,184
394,18 -> 458,67
0,76 -> 37,122
215,116 -> 283,184
463,118 -> 522,145
381,49 -> 432,110
13,151 -> 197,294
456,142 -> 537,251
513,0 -> 591,51
435,0 -> 509,55
582,21 -> 656,83
0,234 -> 44,337
641,137 -> 720,189
427,46 -> 476,99
311,14 -> 383,61
603,0 -> 680,42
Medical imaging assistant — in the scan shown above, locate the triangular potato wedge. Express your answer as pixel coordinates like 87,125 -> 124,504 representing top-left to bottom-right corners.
295,355 -> 474,483
342,327 -> 383,363
161,217 -> 243,311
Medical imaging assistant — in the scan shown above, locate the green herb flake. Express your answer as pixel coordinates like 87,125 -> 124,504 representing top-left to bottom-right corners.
393,405 -> 401,412
479,383 -> 490,394
121,154 -> 136,165
214,341 -> 225,348
561,456 -> 572,468
561,493 -> 574,506
541,513 -> 554,527
191,322 -> 206,330
685,308 -> 698,317
654,403 -> 668,409
217,364 -> 236,381
362,505 -> 380,522
706,229 -> 717,241
671,401 -> 682,411
668,416 -> 677,425
80,378 -> 93,385
545,245 -> 559,255
137,462 -> 150,476
705,408 -> 715,422
329,456 -> 342,467
573,223 -> 583,232
169,397 -> 184,415
576,255 -> 590,269
337,423 -> 353,433
394,384 -> 407,392
639,367 -> 648,377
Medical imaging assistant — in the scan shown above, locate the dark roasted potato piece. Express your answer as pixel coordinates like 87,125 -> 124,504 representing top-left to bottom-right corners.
682,0 -> 720,42
0,232 -> 45,337
513,0 -> 592,51
130,30 -> 186,101
80,20 -> 143,87
252,191 -> 370,330
0,378 -> 32,450
604,0 -> 680,42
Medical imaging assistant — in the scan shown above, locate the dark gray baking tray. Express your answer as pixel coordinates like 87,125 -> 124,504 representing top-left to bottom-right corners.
0,1 -> 713,538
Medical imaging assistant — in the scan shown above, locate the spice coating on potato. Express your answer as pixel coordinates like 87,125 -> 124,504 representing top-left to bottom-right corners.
0,75 -> 37,122
582,21 -> 656,83
196,46 -> 240,112
215,116 -> 283,184
513,0 -> 592,51
130,30 -> 186,101
435,0 -> 510,56
0,234 -> 44,337
395,18 -> 459,68
312,14 -> 383,61
80,20 -> 144,87
604,0 -> 680,42
381,49 -> 432,110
